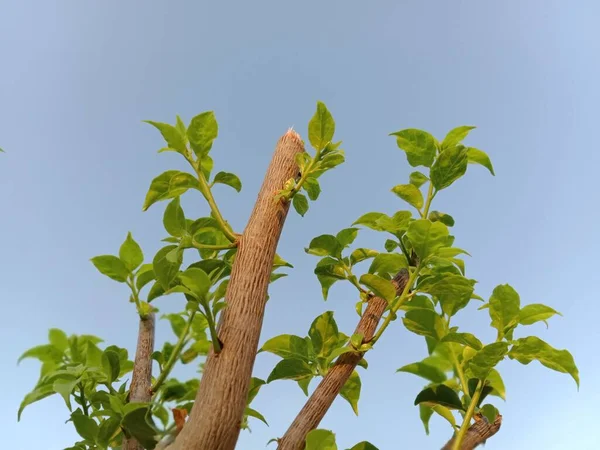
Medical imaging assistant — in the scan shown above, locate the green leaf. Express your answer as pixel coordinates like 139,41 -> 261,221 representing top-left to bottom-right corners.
432,405 -> 457,429
428,211 -> 455,227
71,411 -> 99,441
480,404 -> 499,423
121,405 -> 158,449
136,264 -> 155,291
519,303 -> 561,326
402,309 -> 447,341
49,329 -> 69,352
349,248 -> 379,266
406,219 -> 449,260
430,145 -> 469,190
419,404 -> 434,435
414,384 -> 464,410
441,126 -> 475,150
488,284 -> 521,338
368,253 -> 408,276
465,342 -> 509,379
18,384 -> 55,420
213,171 -> 242,192
293,193 -> 309,216
305,429 -> 337,450
348,442 -> 379,450
247,377 -> 266,405
297,377 -> 312,396
308,101 -> 335,151
90,255 -> 129,282
336,228 -> 359,248
306,235 -> 342,258
102,350 -> 121,383
163,197 -> 187,237
419,274 -> 475,317
340,370 -> 361,415
409,171 -> 429,188
397,361 -> 447,383
97,416 -> 122,448
142,170 -> 200,211
267,359 -> 313,383
359,274 -> 396,303
466,147 -> 495,175
18,344 -> 63,364
260,334 -> 309,361
118,232 -> 144,273
147,281 -> 165,302
143,120 -> 187,154
391,129 -> 437,167
303,177 -> 321,200
309,311 -> 339,358
508,336 -> 579,387
152,245 -> 183,290
441,333 -> 483,350
486,368 -> 506,400
52,377 -> 79,411
245,407 -> 268,426
187,111 -> 218,157
178,267 -> 211,301
391,184 -> 424,210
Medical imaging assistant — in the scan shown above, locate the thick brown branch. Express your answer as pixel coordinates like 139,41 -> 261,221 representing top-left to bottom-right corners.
441,413 -> 503,450
123,313 -> 155,450
277,270 -> 410,450
169,130 -> 305,450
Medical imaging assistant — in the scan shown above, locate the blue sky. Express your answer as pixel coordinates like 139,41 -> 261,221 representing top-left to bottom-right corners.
1,1 -> 599,449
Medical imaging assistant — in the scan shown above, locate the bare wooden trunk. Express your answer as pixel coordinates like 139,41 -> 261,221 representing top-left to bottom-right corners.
441,414 -> 502,450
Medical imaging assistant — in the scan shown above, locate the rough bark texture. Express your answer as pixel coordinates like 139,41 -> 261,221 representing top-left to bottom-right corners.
277,270 -> 410,450
123,313 -> 155,450
169,130 -> 305,450
441,413 -> 502,450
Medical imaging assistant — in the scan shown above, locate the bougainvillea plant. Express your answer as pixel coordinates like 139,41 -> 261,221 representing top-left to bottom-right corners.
18,103 -> 577,450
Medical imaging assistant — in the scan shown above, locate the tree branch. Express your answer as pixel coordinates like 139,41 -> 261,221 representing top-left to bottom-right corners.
168,130 -> 305,450
123,313 -> 156,450
441,413 -> 502,450
277,270 -> 411,450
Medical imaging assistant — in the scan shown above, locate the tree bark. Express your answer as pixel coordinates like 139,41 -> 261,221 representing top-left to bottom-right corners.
441,413 -> 502,450
123,313 -> 155,450
169,130 -> 305,450
277,270 -> 410,450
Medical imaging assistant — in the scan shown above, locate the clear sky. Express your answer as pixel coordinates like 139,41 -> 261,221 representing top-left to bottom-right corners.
1,1 -> 599,449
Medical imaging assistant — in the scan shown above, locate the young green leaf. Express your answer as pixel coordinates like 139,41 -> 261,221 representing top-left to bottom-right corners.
152,245 -> 183,290
260,334 -> 309,361
118,232 -> 144,272
303,177 -> 321,200
348,442 -> 379,450
486,368 -> 506,400
508,336 -> 579,387
71,411 -> 99,441
430,145 -> 469,190
419,404 -> 434,435
143,120 -> 188,154
489,284 -> 521,338
465,342 -> 509,379
101,350 -> 121,383
187,111 -> 218,157
163,197 -> 187,237
402,310 -> 447,341
519,303 -> 561,326
17,384 -> 55,420
306,235 -> 342,258
143,170 -> 200,211
414,384 -> 464,410
293,193 -> 309,216
52,377 -> 79,411
96,416 -> 122,448
419,274 -> 475,317
267,359 -> 313,383
359,274 -> 396,303
48,328 -> 69,352
391,184 -> 424,210
213,171 -> 242,192
368,253 -> 408,276
441,332 -> 483,350
409,171 -> 429,188
441,126 -> 475,150
336,228 -> 359,248
391,129 -> 437,167
308,311 -> 339,358
466,147 -> 495,175
305,429 -> 337,450
406,219 -> 449,261
178,267 -> 211,301
90,255 -> 130,282
340,370 -> 361,415
136,264 -> 155,291
428,211 -> 455,227
480,404 -> 499,423
308,101 -> 335,151
397,361 -> 447,383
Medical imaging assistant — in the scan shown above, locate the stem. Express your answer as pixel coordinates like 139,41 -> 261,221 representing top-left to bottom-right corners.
78,383 -> 89,416
450,347 -> 470,397
127,278 -> 141,310
421,182 -> 436,218
188,156 -> 238,243
452,379 -> 484,450
289,149 -> 320,197
202,304 -> 222,353
152,312 -> 196,393
370,267 -> 419,345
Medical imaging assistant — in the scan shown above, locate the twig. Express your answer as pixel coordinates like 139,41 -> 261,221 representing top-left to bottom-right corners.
441,413 -> 502,450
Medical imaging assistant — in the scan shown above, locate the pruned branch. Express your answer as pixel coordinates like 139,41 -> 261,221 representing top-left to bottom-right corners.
123,313 -> 156,450
168,130 -> 305,450
441,413 -> 503,450
277,270 -> 411,450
